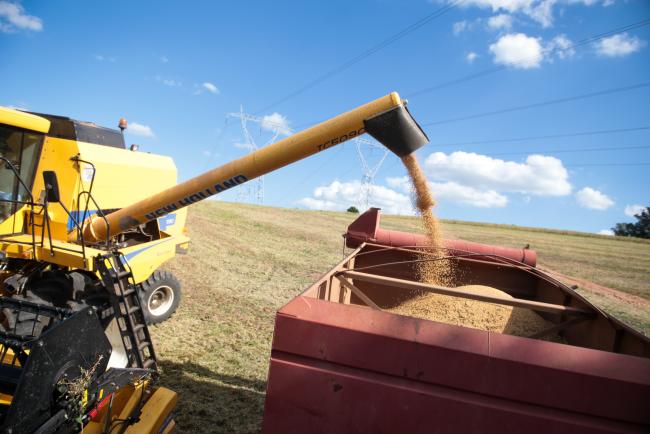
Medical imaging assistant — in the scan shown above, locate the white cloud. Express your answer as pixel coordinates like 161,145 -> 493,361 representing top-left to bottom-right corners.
567,0 -> 614,6
547,34 -> 575,59
453,20 -> 469,35
489,33 -> 543,69
598,229 -> 614,236
460,0 -> 611,29
575,187 -> 614,210
461,0 -> 555,27
127,122 -> 155,138
525,0 -> 555,28
300,151 -> 575,212
595,33 -> 645,58
487,13 -> 513,30
233,142 -> 255,150
624,204 -> 645,217
155,75 -> 181,87
94,54 -> 116,63
460,0 -> 534,14
424,151 -> 571,197
202,149 -> 218,158
160,55 -> 169,63
0,1 -> 42,32
202,82 -> 219,94
193,82 -> 220,95
261,113 -> 292,136
466,51 -> 478,63
387,177 -> 508,208
298,180 -> 414,215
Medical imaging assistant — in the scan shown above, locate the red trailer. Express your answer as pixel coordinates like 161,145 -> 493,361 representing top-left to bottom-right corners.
262,209 -> 650,434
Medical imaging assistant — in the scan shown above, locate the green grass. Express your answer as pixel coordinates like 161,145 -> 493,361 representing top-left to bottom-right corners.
153,201 -> 650,433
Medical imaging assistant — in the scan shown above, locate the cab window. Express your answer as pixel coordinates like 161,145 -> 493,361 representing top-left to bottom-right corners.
0,125 -> 43,224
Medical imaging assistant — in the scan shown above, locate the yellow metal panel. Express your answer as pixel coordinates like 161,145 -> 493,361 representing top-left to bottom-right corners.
0,106 -> 50,133
0,204 -> 27,236
30,136 -> 82,241
83,385 -> 138,434
124,387 -> 177,434
76,142 -> 177,212
120,235 -> 189,283
161,419 -> 176,434
0,234 -> 103,268
0,392 -> 12,406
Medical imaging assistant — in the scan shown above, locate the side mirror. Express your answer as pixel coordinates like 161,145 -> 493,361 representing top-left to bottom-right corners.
43,171 -> 61,203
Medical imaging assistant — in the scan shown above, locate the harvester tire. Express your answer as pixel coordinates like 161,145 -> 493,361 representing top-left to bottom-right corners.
138,270 -> 181,324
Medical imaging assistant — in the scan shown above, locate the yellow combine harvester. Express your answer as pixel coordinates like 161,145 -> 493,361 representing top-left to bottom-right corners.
0,109 -> 188,323
0,93 -> 428,433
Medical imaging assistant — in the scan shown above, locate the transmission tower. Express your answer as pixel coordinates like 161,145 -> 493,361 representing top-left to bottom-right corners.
226,106 -> 286,204
354,137 -> 388,211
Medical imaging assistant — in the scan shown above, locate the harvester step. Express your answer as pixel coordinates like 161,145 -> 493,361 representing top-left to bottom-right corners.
94,253 -> 157,371
115,270 -> 131,279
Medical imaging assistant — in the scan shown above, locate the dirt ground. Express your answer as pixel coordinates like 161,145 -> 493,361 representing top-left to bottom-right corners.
151,201 -> 650,433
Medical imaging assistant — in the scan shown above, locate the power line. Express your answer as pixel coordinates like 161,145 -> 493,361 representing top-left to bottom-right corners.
432,126 -> 650,147
405,18 -> 650,99
260,17 -> 650,131
294,142 -> 348,187
257,17 -> 650,133
422,81 -> 650,127
254,0 -> 463,114
383,141 -> 650,172
201,117 -> 231,171
490,144 -> 650,156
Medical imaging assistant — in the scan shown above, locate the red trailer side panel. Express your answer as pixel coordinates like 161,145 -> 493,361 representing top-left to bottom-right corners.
262,296 -> 650,433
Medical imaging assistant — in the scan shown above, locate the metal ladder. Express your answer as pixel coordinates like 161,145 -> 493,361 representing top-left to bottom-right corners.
94,253 -> 157,370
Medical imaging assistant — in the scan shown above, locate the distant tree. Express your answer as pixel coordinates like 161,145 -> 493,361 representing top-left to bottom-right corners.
346,206 -> 359,214
612,207 -> 650,239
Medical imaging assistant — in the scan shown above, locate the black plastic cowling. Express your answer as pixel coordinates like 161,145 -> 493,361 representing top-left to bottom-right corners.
363,104 -> 429,157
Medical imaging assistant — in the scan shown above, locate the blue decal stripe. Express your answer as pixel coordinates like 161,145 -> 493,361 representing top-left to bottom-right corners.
123,238 -> 174,262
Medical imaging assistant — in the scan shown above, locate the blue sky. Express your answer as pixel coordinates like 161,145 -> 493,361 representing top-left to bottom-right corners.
1,0 -> 648,234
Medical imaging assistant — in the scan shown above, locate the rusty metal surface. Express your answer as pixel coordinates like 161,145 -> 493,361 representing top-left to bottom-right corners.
262,240 -> 650,433
345,207 -> 537,266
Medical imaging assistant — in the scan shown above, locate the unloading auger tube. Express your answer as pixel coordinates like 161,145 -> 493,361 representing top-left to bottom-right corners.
76,92 -> 429,244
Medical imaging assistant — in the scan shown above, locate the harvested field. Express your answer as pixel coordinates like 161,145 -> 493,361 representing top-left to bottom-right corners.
154,201 -> 650,433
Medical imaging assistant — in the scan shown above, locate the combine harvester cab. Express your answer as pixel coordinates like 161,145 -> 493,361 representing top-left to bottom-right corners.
263,208 -> 650,434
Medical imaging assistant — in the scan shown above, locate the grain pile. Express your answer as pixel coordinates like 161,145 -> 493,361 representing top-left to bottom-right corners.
398,154 -> 555,339
388,285 -> 559,340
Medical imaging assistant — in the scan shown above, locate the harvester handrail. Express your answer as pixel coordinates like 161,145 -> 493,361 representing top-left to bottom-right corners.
72,155 -> 112,247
